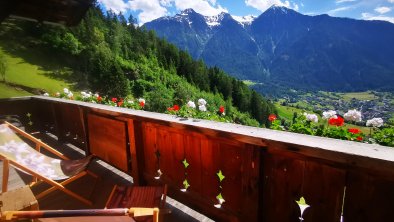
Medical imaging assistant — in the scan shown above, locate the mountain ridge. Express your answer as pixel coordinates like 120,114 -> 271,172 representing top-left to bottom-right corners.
144,6 -> 394,92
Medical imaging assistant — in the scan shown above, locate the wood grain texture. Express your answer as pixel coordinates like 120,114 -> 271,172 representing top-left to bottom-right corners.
127,119 -> 139,185
141,123 -> 157,177
88,114 -> 128,172
52,103 -> 85,146
344,172 -> 394,222
262,154 -> 346,222
140,122 -> 261,221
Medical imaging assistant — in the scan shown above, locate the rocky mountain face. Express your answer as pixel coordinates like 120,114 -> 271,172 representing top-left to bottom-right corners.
144,6 -> 394,92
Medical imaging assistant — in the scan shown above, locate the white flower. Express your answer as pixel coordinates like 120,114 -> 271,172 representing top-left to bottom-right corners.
43,93 -> 49,97
366,118 -> 384,128
199,105 -> 207,112
187,101 -> 196,109
344,109 -> 362,122
94,93 -> 99,98
198,98 -> 207,106
81,91 -> 91,99
128,100 -> 134,104
138,98 -> 145,104
55,92 -> 60,97
67,92 -> 73,98
63,88 -> 69,94
322,110 -> 337,119
304,113 -> 318,123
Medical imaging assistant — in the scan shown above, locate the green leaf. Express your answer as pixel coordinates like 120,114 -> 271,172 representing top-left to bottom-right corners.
182,158 -> 189,169
217,170 -> 225,182
183,179 -> 190,189
296,196 -> 307,205
216,192 -> 224,200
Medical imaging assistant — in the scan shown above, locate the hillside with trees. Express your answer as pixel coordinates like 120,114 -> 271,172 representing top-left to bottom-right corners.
0,4 -> 275,127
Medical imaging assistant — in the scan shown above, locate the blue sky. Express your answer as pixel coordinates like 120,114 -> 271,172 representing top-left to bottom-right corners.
98,0 -> 394,24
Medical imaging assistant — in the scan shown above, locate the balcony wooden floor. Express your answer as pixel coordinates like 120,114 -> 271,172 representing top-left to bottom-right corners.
0,131 -> 214,222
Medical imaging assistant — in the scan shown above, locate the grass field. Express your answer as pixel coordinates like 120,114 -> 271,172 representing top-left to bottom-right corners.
242,80 -> 258,86
0,47 -> 72,98
276,102 -> 306,120
339,91 -> 377,101
0,82 -> 32,98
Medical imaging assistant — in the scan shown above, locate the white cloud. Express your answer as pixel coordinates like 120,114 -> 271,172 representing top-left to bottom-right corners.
374,6 -> 391,14
98,0 -> 129,13
173,0 -> 227,16
362,12 -> 394,23
128,0 -> 168,24
336,0 -> 356,4
293,3 -> 299,11
99,0 -> 169,24
245,0 -> 293,12
245,0 -> 300,11
159,0 -> 172,7
389,0 -> 394,3
327,6 -> 352,15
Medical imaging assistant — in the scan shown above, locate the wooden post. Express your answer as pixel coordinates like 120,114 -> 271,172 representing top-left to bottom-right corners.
2,159 -> 9,192
127,119 -> 140,185
51,103 -> 66,143
78,106 -> 90,155
132,120 -> 146,185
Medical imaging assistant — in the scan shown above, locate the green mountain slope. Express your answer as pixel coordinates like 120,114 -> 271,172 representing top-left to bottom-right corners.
0,4 -> 275,127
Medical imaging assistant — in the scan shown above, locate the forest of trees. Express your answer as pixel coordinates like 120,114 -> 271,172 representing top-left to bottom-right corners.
3,4 -> 275,126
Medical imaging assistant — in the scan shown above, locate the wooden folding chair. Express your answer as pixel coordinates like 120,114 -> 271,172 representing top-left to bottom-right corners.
0,121 -> 97,206
105,184 -> 170,221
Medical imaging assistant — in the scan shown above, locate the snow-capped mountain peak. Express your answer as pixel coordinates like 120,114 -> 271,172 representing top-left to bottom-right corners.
204,12 -> 228,27
232,15 -> 257,26
180,8 -> 197,16
265,4 -> 293,14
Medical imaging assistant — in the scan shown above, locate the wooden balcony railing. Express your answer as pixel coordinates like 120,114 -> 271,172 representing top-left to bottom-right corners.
1,96 -> 394,222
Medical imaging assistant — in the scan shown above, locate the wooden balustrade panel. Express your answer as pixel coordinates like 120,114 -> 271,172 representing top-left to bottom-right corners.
88,114 -> 128,172
141,123 -> 159,177
344,172 -> 394,221
219,142 -> 245,212
262,154 -> 345,222
141,122 -> 261,221
158,129 -> 184,188
184,134 -> 203,194
34,100 -> 56,133
53,103 -> 85,145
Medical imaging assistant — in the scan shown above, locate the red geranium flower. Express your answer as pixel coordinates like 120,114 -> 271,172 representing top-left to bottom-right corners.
328,116 -> 344,126
268,114 -> 277,122
348,128 -> 361,134
219,105 -> 225,114
168,105 -> 180,112
357,136 -> 363,141
111,97 -> 117,103
97,96 -> 102,102
139,101 -> 145,108
117,101 -> 123,107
